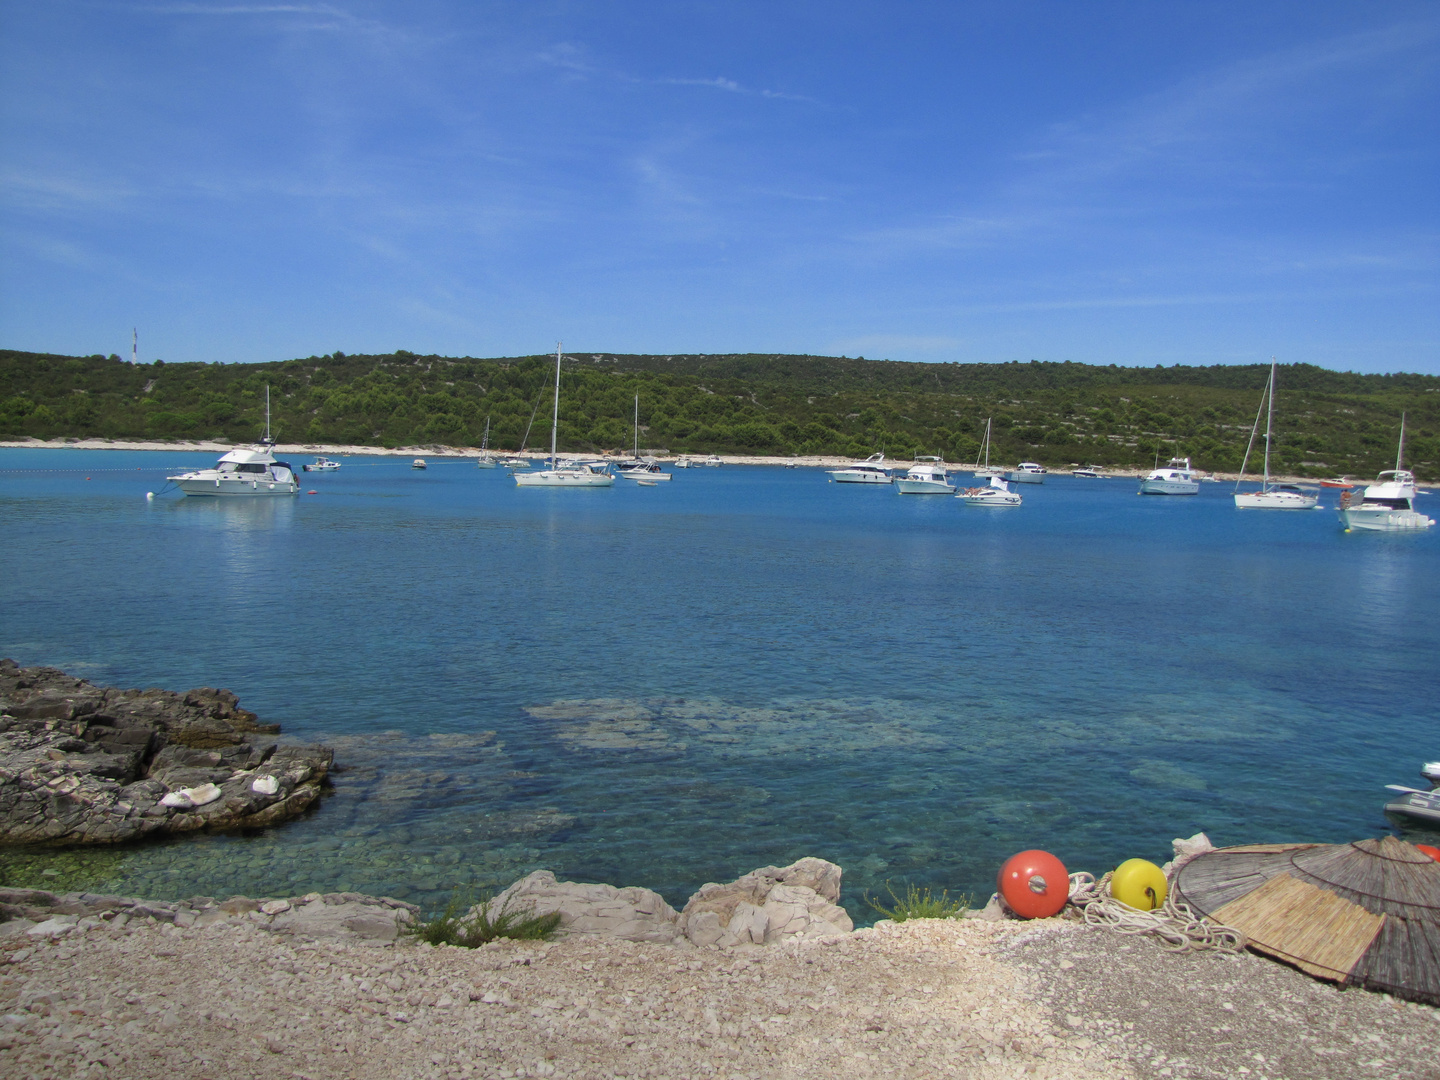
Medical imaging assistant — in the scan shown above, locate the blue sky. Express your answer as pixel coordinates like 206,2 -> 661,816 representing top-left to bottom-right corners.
1,2 -> 1437,372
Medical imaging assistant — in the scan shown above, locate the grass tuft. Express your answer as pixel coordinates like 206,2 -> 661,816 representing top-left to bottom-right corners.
411,889 -> 562,948
865,879 -> 971,922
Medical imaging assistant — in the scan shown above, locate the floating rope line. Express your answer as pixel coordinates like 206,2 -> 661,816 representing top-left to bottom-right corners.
1067,871 -> 1246,953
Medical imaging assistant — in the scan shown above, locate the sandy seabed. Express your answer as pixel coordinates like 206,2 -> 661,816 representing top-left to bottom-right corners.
3,908 -> 1436,1080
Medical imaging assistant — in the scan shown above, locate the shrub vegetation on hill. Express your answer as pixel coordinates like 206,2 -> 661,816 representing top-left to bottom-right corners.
1,348 -> 1435,478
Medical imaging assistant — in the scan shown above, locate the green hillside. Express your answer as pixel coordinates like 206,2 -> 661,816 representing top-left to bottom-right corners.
2,348 -> 1436,478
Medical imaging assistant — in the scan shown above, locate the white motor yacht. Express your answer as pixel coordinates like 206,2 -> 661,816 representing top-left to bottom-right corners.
1338,416 -> 1433,532
896,459 -> 955,494
1234,360 -> 1318,510
828,453 -> 892,484
618,460 -> 671,481
675,456 -> 693,469
303,456 -> 340,472
1139,456 -> 1199,495
515,344 -> 616,488
704,455 -> 723,467
957,475 -> 1022,506
1072,466 -> 1105,479
1003,462 -> 1046,484
167,388 -> 299,498
412,458 -> 427,470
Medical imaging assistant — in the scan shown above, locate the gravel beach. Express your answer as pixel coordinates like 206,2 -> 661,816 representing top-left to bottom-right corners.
3,904 -> 1437,1080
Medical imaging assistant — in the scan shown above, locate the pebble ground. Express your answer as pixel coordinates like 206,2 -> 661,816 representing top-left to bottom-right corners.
2,913 -> 1437,1080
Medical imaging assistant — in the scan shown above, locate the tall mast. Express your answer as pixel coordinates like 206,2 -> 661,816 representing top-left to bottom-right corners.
1397,412 -> 1407,472
132,328 -> 137,365
634,394 -> 639,459
264,385 -> 272,443
1261,359 -> 1275,488
550,342 -> 561,463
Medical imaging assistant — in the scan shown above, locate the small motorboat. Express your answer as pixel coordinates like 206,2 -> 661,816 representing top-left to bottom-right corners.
1003,462 -> 1047,484
617,460 -> 672,481
675,456 -> 693,469
704,455 -> 723,467
896,458 -> 955,494
1320,477 -> 1355,489
412,458 -> 427,470
1072,466 -> 1105,479
828,453 -> 892,484
958,475 -> 1022,506
1385,785 -> 1440,827
1422,761 -> 1440,783
303,456 -> 341,472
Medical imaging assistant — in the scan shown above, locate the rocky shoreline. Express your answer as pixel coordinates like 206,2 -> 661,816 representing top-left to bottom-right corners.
0,437 -> 1328,483
0,662 -> 332,845
3,861 -> 1436,1080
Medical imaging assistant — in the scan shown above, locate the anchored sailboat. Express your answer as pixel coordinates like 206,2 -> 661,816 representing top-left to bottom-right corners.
1234,360 -> 1318,510
514,344 -> 614,488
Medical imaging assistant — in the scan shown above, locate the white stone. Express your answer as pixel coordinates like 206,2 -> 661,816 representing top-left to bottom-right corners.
251,775 -> 280,795
677,858 -> 854,948
261,899 -> 292,915
26,917 -> 77,938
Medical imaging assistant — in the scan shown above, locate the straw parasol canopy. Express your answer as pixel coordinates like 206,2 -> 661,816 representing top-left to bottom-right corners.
1174,836 -> 1440,1006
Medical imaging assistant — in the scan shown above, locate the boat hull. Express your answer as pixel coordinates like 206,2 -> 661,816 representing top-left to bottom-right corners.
1234,491 -> 1318,510
1138,479 -> 1199,495
1003,471 -> 1044,484
1385,790 -> 1440,825
896,479 -> 955,494
618,470 -> 671,481
514,471 -> 614,487
1340,507 -> 1435,531
829,471 -> 891,484
173,476 -> 298,497
958,492 -> 1020,506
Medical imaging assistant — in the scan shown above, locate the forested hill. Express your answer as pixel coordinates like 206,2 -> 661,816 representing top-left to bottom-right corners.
2,348 -> 1436,478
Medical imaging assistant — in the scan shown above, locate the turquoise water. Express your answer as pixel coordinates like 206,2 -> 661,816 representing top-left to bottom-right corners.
2,448 -> 1436,920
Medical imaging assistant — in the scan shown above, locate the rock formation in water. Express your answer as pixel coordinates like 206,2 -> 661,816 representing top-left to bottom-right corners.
0,660 -> 333,845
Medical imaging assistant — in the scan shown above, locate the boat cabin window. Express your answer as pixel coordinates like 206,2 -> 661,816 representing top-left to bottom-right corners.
236,463 -> 267,474
1365,497 -> 1410,510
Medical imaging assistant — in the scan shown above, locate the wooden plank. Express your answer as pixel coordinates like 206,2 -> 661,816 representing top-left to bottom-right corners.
1211,872 -> 1385,981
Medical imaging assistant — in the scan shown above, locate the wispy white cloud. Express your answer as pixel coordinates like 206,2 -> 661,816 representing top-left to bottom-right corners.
536,42 -> 817,104
134,2 -> 401,39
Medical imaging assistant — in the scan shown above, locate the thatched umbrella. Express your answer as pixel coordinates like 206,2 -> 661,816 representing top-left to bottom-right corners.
1174,836 -> 1440,1005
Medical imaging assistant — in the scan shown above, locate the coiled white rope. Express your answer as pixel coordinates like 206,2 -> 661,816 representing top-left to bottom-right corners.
1067,871 -> 1246,953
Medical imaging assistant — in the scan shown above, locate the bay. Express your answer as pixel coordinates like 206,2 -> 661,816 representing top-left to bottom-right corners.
2,447 -> 1436,920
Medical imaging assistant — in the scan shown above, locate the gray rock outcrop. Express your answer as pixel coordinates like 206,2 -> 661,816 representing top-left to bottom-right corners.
677,857 -> 854,947
0,886 -> 416,945
480,871 -> 681,944
0,660 -> 332,845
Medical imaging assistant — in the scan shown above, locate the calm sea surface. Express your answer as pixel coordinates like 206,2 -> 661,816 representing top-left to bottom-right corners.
2,448 -> 1437,920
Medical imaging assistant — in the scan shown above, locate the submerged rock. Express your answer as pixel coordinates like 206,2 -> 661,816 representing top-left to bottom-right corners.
0,659 -> 333,846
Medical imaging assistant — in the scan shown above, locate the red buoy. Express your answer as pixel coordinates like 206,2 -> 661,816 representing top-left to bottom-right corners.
997,849 -> 1069,919
1416,844 -> 1440,862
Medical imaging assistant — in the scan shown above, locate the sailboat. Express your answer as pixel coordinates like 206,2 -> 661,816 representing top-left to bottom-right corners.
970,419 -> 1002,478
475,416 -> 497,468
616,395 -> 671,481
501,388 -> 546,469
166,386 -> 299,497
1338,414 -> 1435,531
514,344 -> 615,488
1234,360 -> 1318,510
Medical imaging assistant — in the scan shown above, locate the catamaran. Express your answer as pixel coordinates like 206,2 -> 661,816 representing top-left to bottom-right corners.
167,387 -> 299,497
1234,360 -> 1318,510
514,344 -> 615,488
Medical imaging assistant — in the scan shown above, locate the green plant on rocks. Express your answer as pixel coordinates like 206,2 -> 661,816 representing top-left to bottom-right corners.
865,879 -> 971,922
411,889 -> 561,947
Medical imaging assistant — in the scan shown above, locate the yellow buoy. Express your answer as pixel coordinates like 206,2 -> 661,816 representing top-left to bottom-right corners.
1111,858 -> 1167,911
